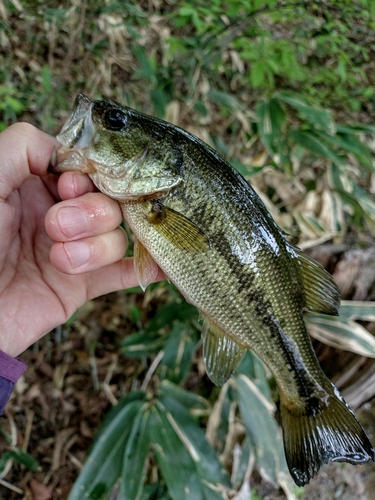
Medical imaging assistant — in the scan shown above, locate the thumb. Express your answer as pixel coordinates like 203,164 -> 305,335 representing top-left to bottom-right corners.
0,123 -> 59,200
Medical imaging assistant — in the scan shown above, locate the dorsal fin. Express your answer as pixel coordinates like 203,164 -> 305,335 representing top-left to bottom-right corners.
202,316 -> 246,386
290,244 -> 340,315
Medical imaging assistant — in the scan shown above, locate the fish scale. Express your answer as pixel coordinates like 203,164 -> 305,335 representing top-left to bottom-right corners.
50,93 -> 374,486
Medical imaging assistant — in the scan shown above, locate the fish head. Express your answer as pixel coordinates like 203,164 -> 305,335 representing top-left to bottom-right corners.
50,94 -> 183,201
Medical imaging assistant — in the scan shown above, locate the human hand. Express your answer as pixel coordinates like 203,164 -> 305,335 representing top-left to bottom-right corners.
0,123 -> 163,357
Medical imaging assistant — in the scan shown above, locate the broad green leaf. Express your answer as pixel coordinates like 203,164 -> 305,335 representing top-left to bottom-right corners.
339,300 -> 375,322
7,448 -> 39,471
256,99 -> 286,155
276,91 -> 335,134
94,392 -> 148,441
336,123 -> 375,135
328,164 -> 375,226
123,301 -> 198,358
69,400 -> 146,500
231,437 -> 254,491
237,351 -> 271,401
122,329 -> 168,358
148,404 -> 204,500
150,398 -> 230,500
207,89 -> 242,113
234,375 -> 291,489
306,313 -> 375,358
314,130 -> 374,171
144,301 -> 198,335
158,321 -> 199,383
120,407 -> 151,500
289,130 -> 344,165
251,60 -> 266,87
159,380 -> 210,416
159,395 -> 231,492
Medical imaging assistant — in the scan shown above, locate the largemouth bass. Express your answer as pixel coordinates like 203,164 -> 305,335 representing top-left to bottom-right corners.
50,94 -> 374,486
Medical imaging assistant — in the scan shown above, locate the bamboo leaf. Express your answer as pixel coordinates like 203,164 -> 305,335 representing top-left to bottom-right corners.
158,321 -> 199,384
149,397 -> 230,500
6,448 -> 39,471
314,130 -> 374,171
234,375 -> 292,490
289,130 -> 344,165
339,300 -> 375,322
159,380 -> 210,415
306,313 -> 375,357
69,400 -> 146,500
120,407 -> 151,500
276,91 -> 335,134
256,99 -> 286,155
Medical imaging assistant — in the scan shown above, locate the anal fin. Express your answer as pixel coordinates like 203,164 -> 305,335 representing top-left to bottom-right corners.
134,238 -> 159,291
202,316 -> 246,386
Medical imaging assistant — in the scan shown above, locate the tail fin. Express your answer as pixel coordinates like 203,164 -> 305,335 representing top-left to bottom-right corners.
280,386 -> 375,486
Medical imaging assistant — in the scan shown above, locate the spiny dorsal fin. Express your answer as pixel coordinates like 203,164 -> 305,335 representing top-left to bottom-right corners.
290,244 -> 340,315
146,199 -> 210,252
202,316 -> 246,386
134,238 -> 159,291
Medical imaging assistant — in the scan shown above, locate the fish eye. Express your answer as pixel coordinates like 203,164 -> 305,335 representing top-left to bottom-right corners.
104,109 -> 127,131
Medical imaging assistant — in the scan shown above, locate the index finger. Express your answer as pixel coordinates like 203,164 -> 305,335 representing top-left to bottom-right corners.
0,122 -> 60,200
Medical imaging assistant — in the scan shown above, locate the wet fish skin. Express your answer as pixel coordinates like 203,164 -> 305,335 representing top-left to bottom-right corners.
50,94 -> 375,486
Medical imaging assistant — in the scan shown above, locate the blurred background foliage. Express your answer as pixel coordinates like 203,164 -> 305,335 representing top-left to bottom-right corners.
1,0 -> 375,499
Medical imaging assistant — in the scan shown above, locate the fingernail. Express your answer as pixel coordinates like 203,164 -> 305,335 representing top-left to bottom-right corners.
57,206 -> 88,238
64,241 -> 91,268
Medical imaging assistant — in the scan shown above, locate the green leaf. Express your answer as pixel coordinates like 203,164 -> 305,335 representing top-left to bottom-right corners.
149,398 -> 230,500
7,448 -> 40,471
339,300 -> 375,322
159,380 -> 210,416
289,130 -> 344,165
256,99 -> 286,155
158,321 -> 199,383
314,130 -> 374,171
120,407 -> 151,500
251,60 -> 266,88
69,400 -> 146,500
276,91 -> 335,134
122,329 -> 168,358
234,375 -> 292,490
305,313 -> 375,358
122,301 -> 198,358
236,351 -> 271,401
328,163 -> 375,226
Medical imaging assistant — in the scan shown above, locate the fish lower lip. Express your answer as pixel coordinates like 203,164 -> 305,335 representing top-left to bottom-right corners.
48,147 -> 95,174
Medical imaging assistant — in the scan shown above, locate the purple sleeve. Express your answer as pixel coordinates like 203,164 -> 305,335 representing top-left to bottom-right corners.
0,351 -> 27,414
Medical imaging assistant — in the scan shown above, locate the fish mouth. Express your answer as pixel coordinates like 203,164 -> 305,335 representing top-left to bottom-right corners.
48,146 -> 97,174
49,94 -> 97,175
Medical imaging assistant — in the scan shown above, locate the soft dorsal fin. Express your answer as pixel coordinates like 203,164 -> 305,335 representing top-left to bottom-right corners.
290,244 -> 340,316
146,199 -> 210,252
202,316 -> 246,386
134,238 -> 159,291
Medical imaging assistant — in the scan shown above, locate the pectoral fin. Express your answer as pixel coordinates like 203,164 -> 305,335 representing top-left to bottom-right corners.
291,245 -> 341,315
134,238 -> 159,291
202,316 -> 246,386
147,199 -> 210,252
